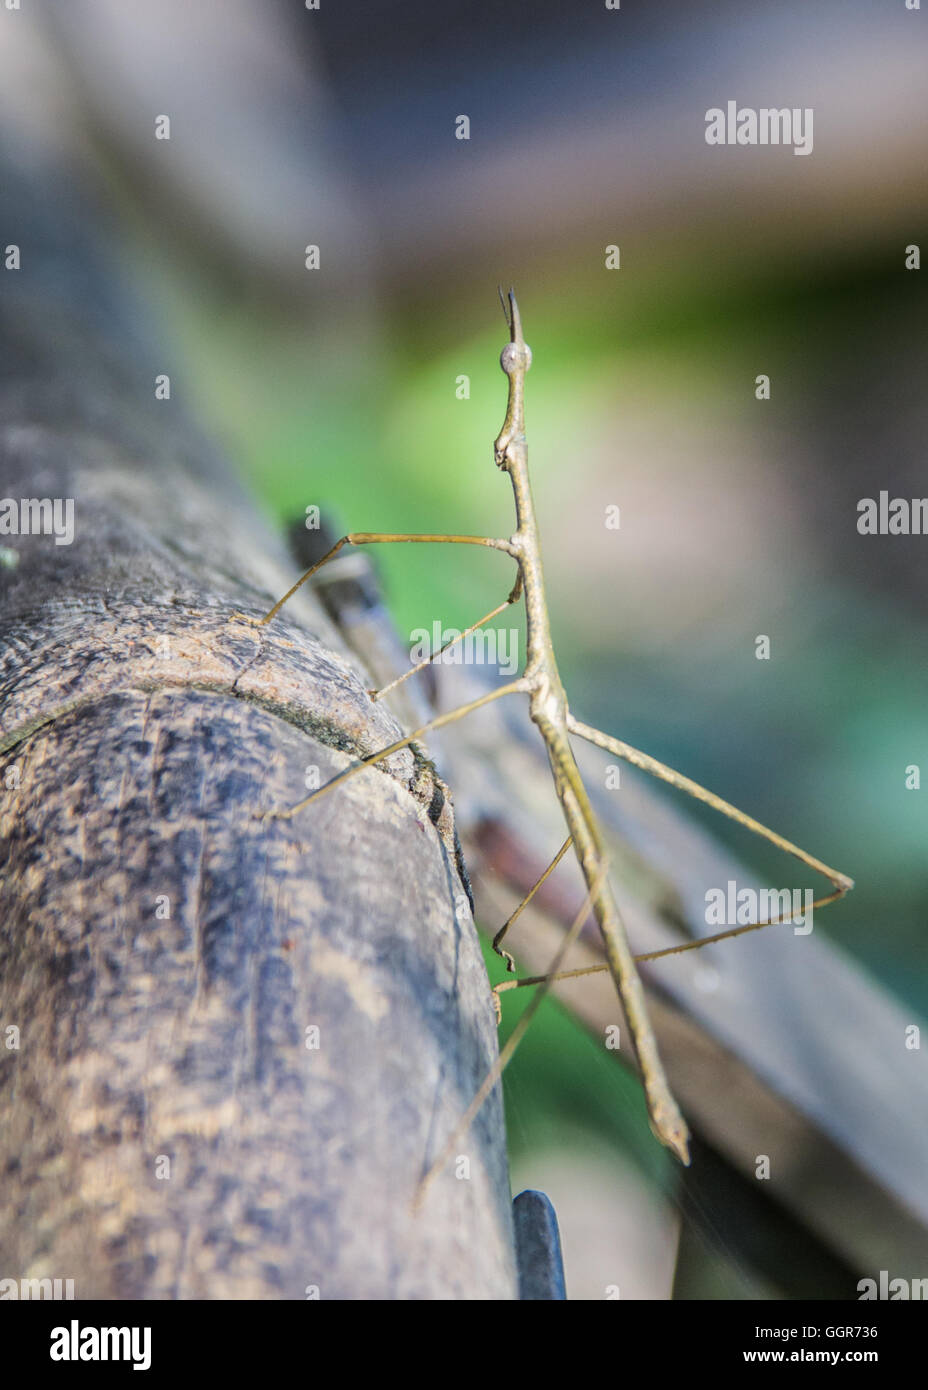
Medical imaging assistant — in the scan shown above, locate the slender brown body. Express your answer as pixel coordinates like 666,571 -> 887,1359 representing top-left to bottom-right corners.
492,295 -> 690,1163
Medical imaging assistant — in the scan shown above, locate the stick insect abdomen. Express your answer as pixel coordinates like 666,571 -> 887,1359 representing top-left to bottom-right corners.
541,723 -> 692,1165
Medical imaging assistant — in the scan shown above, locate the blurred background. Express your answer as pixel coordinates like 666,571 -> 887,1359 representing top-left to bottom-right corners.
2,0 -> 926,1298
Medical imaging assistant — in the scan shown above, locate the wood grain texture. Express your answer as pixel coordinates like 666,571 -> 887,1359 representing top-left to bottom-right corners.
0,274 -> 516,1298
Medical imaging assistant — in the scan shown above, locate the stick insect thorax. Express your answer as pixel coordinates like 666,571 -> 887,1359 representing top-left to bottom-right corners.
492,291 -> 691,1164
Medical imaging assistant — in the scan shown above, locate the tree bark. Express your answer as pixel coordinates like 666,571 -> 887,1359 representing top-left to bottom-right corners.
0,159 -> 516,1300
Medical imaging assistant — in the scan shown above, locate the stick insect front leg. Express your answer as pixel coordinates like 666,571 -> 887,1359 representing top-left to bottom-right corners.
250,532 -> 525,818
254,532 -> 517,627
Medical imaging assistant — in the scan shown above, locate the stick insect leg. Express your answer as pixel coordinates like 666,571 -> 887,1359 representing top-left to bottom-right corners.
494,886 -> 856,1005
485,717 -> 857,999
566,715 -> 854,902
265,678 -> 529,821
494,881 -> 842,997
371,573 -> 524,703
412,859 -> 609,1213
493,859 -> 856,1002
494,886 -> 842,995
491,834 -> 572,974
255,533 -> 516,627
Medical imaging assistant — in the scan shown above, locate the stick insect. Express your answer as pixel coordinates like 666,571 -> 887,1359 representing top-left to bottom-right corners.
248,290 -> 853,1197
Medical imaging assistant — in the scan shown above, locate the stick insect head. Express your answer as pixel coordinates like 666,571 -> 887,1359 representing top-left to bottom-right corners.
494,287 -> 533,471
498,285 -> 532,377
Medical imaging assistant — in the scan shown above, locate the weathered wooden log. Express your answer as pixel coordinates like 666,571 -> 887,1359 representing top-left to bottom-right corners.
0,166 -> 516,1299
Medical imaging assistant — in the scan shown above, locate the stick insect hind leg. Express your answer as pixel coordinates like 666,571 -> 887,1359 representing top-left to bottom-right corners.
415,732 -> 853,1206
566,715 -> 854,915
486,711 -> 851,1001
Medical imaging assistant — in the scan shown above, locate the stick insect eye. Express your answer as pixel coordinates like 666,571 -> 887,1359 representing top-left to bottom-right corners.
500,342 -> 532,374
